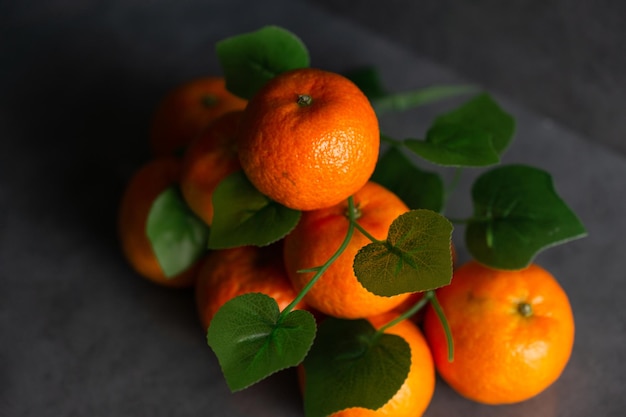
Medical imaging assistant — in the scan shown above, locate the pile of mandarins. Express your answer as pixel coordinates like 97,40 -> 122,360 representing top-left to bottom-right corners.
118,68 -> 575,417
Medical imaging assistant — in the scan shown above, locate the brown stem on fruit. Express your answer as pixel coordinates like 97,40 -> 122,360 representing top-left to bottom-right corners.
297,94 -> 313,106
518,302 -> 533,317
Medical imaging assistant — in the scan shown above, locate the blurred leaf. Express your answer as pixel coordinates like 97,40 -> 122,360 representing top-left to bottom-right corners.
466,164 -> 587,269
372,146 -> 444,212
207,293 -> 317,392
354,209 -> 453,296
146,186 -> 209,277
372,84 -> 479,113
303,318 -> 410,417
216,25 -> 310,99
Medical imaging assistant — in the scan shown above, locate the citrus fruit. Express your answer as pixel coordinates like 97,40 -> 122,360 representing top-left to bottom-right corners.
423,260 -> 575,404
301,312 -> 435,417
117,157 -> 199,287
236,68 -> 380,211
195,242 -> 308,330
283,181 -> 411,319
150,77 -> 247,156
179,110 -> 243,226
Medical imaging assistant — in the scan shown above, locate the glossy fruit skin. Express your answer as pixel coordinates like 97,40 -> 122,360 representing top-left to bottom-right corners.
423,260 -> 575,405
117,157 -> 199,287
236,68 -> 380,211
179,110 -> 242,226
195,242 -> 308,330
150,77 -> 247,156
284,181 -> 411,319
302,313 -> 435,417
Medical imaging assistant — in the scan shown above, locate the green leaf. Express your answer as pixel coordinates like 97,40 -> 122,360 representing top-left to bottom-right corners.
303,318 -> 410,417
216,25 -> 310,99
354,209 -> 453,296
343,66 -> 387,99
404,93 -> 515,167
371,146 -> 444,212
466,164 -> 587,269
405,124 -> 500,167
146,186 -> 209,277
208,171 -> 301,249
372,84 -> 479,113
207,293 -> 317,392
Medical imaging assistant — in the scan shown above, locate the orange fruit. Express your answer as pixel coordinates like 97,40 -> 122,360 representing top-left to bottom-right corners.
283,181 -> 411,319
300,312 -> 435,417
150,77 -> 247,156
195,242 -> 309,330
236,68 -> 380,211
179,110 -> 243,226
423,260 -> 575,404
117,157 -> 199,287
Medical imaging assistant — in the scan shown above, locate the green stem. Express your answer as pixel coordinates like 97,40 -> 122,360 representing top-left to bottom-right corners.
376,291 -> 433,335
351,221 -> 384,244
429,292 -> 454,362
380,134 -> 404,147
280,196 -> 357,318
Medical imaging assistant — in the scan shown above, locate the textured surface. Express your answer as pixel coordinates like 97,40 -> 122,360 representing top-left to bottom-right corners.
1,0 -> 624,416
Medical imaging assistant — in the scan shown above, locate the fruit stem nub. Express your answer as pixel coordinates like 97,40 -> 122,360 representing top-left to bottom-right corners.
518,302 -> 533,317
297,94 -> 313,106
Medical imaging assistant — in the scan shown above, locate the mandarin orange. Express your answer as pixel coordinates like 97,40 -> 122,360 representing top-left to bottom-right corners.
236,68 -> 379,211
423,260 -> 575,404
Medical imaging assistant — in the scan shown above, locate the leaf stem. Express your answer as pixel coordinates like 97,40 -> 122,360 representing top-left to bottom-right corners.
429,291 -> 454,362
376,291 -> 432,335
351,220 -> 383,244
280,197 -> 356,318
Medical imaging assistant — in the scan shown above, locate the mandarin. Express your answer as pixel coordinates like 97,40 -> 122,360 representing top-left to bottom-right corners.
117,157 -> 199,287
150,77 -> 247,156
423,260 -> 575,405
283,181 -> 411,319
179,110 -> 243,226
195,242 -> 308,330
236,68 -> 379,211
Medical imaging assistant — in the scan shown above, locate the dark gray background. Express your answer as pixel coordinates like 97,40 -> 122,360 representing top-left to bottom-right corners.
1,1 -> 624,416
312,0 -> 626,155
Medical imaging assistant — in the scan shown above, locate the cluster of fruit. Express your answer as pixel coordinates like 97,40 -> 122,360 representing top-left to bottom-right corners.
117,26 -> 583,417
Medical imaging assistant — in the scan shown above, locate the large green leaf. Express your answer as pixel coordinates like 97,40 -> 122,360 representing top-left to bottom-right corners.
216,25 -> 310,99
208,171 -> 301,249
466,164 -> 587,269
207,293 -> 317,392
371,146 -> 444,212
303,318 -> 410,417
354,209 -> 453,296
146,186 -> 209,277
404,93 -> 515,167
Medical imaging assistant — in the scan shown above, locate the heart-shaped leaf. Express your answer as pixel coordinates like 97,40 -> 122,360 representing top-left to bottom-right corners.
207,293 -> 317,392
404,93 -> 515,166
371,146 -> 444,212
208,171 -> 301,249
354,209 -> 453,296
303,318 -> 410,417
466,164 -> 587,269
146,186 -> 209,277
216,25 -> 310,99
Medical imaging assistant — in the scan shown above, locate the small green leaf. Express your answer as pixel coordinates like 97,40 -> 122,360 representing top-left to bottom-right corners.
372,84 -> 479,113
207,293 -> 317,392
303,318 -> 410,417
146,186 -> 209,277
354,209 -> 453,296
208,171 -> 301,249
466,164 -> 587,269
404,93 -> 515,167
405,123 -> 500,167
216,25 -> 310,99
371,146 -> 444,212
